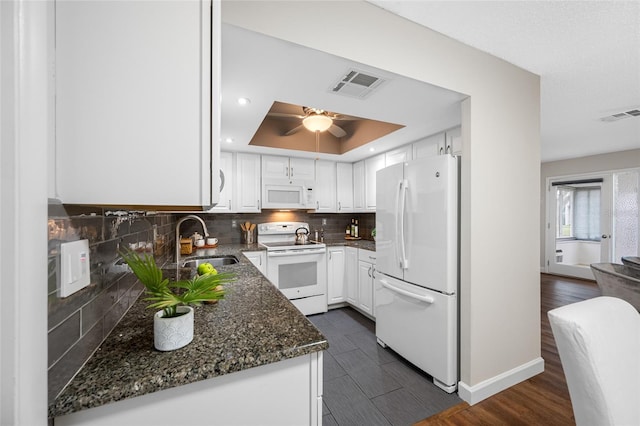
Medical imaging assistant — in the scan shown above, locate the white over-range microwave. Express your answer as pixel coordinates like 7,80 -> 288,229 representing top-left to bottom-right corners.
262,180 -> 315,209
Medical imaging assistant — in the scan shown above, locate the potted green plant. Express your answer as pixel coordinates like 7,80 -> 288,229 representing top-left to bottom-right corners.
120,249 -> 236,351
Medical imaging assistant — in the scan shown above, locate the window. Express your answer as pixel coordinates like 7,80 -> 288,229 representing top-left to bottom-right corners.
555,185 -> 601,241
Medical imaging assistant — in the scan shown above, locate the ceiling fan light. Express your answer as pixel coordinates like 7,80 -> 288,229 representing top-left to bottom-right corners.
302,115 -> 333,132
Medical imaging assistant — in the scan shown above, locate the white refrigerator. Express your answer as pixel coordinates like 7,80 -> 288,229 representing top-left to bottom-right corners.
374,154 -> 458,393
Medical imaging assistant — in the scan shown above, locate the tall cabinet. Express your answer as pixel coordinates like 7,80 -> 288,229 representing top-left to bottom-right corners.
55,0 -> 220,207
336,163 -> 354,212
235,153 -> 261,212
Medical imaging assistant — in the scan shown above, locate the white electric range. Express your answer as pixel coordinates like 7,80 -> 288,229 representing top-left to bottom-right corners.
258,222 -> 327,315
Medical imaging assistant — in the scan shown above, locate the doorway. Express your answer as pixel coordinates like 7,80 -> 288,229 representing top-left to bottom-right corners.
546,169 -> 639,280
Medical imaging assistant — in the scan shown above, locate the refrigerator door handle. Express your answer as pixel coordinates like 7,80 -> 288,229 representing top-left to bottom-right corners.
380,278 -> 434,304
399,179 -> 409,269
395,179 -> 402,268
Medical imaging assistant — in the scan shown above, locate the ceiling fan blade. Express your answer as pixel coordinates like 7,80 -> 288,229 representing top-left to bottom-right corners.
328,124 -> 347,138
268,112 -> 306,119
284,125 -> 304,136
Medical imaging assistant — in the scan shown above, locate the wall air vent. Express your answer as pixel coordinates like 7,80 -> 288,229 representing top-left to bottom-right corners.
329,69 -> 387,99
600,108 -> 640,122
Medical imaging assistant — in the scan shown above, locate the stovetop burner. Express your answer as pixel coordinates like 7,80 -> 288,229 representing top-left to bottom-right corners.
257,222 -> 326,251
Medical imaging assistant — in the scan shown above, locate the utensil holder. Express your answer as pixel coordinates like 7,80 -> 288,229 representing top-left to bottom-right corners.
242,229 -> 256,244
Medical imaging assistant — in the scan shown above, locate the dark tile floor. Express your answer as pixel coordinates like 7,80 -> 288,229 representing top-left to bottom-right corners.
308,307 -> 461,426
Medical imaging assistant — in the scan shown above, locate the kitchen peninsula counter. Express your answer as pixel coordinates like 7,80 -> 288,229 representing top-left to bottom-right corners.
49,243 -> 328,422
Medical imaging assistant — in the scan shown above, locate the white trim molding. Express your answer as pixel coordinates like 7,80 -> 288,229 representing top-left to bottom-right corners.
458,357 -> 545,405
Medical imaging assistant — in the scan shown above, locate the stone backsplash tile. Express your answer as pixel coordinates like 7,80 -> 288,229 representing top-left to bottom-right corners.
48,311 -> 80,367
47,203 -> 175,404
176,211 -> 375,244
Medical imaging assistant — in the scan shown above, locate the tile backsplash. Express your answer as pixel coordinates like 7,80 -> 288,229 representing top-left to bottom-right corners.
47,203 -> 374,405
47,201 -> 175,404
176,211 -> 376,244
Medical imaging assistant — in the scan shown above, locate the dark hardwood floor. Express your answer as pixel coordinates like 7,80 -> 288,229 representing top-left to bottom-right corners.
415,273 -> 601,426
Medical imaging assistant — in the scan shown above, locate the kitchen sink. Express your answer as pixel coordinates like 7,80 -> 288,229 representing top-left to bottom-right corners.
181,255 -> 239,268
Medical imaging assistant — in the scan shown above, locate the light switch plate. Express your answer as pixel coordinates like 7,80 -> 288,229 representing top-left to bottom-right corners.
59,239 -> 91,298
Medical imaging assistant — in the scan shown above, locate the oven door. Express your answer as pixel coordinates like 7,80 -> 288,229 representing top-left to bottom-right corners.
266,248 -> 327,300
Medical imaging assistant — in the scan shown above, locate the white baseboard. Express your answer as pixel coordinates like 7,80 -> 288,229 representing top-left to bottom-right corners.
458,357 -> 544,405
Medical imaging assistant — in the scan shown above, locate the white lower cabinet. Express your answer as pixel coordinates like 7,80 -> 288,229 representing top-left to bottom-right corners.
345,247 -> 358,305
338,247 -> 375,318
327,247 -> 346,304
357,249 -> 377,317
55,353 -> 323,426
243,251 -> 266,275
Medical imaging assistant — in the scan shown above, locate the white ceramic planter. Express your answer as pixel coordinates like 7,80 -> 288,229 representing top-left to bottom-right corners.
153,306 -> 194,351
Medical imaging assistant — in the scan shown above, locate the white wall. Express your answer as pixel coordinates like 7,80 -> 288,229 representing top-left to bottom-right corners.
223,0 -> 541,402
540,148 -> 640,268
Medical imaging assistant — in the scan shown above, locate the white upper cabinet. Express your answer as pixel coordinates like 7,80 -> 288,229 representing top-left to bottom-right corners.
235,153 -> 261,212
209,152 -> 234,212
314,160 -> 337,212
262,155 -> 315,182
385,145 -> 412,166
445,126 -> 462,156
289,158 -> 316,180
364,153 -> 385,211
336,163 -> 354,212
262,155 -> 290,180
353,160 -> 365,211
55,0 -> 220,207
413,132 -> 446,159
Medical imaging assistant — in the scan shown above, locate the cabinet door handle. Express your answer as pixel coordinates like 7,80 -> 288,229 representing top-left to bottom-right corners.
285,166 -> 289,177
372,267 -> 376,279
338,201 -> 341,211
228,201 -> 231,210
291,167 -> 294,176
368,266 -> 372,278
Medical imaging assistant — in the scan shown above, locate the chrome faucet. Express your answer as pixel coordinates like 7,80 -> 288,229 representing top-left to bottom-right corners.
175,215 -> 209,263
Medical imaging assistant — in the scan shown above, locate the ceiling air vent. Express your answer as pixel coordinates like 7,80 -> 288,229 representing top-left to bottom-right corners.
330,69 -> 386,99
600,108 -> 640,122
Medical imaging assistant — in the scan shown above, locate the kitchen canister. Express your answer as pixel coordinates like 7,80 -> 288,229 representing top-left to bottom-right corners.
242,229 -> 255,244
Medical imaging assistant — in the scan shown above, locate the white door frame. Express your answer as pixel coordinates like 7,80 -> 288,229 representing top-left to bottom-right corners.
545,171 -> 612,280
545,167 -> 640,280
0,1 -> 49,424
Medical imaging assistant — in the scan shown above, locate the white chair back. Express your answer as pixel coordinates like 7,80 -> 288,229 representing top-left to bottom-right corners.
548,296 -> 640,426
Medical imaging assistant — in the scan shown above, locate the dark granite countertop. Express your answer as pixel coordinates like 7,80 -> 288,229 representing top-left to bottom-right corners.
323,238 -> 376,252
49,243 -> 328,418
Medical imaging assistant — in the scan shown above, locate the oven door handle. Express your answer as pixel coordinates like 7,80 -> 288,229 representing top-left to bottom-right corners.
267,249 -> 326,257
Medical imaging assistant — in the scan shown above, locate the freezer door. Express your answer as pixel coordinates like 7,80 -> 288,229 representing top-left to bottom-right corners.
376,162 -> 405,280
403,155 -> 457,294
375,273 -> 457,390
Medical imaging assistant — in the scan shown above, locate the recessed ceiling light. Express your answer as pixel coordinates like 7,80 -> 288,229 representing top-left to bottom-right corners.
237,97 -> 251,105
369,147 -> 376,152
225,138 -> 234,143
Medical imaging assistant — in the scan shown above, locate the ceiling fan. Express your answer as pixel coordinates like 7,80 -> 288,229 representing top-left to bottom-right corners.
268,106 -> 356,138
